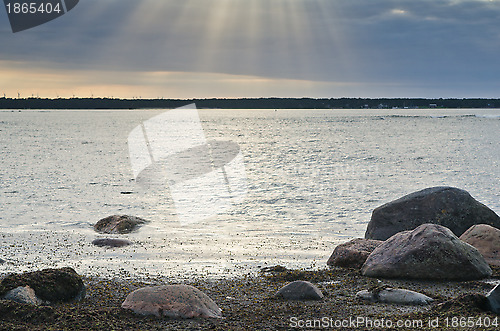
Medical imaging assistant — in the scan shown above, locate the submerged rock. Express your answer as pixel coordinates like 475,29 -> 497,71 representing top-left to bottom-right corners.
274,280 -> 323,301
460,224 -> 500,267
327,238 -> 383,269
2,286 -> 42,305
365,187 -> 500,241
436,294 -> 488,313
486,284 -> 500,314
260,265 -> 289,273
92,238 -> 133,247
356,286 -> 433,305
94,215 -> 148,234
121,285 -> 222,319
0,267 -> 85,303
362,224 -> 492,280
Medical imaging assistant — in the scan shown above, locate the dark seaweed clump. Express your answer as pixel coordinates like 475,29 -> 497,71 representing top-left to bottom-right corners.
0,267 -> 84,303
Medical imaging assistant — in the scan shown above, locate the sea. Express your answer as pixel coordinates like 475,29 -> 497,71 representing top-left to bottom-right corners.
1,108 -> 499,280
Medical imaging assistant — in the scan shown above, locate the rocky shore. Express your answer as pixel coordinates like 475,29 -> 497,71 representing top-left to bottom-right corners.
0,266 -> 499,330
2,186 -> 500,330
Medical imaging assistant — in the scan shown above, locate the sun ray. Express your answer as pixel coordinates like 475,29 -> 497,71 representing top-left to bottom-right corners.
314,0 -> 359,82
1,0 -> 361,98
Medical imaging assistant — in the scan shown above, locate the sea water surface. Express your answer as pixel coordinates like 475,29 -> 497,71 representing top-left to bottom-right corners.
1,108 -> 499,279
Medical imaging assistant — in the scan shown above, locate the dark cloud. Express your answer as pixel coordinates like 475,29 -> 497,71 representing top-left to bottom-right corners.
2,0 -> 500,97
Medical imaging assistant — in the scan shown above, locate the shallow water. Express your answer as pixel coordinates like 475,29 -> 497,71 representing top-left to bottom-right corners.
1,108 -> 499,279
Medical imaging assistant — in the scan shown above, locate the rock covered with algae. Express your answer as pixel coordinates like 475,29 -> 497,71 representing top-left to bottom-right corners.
0,267 -> 85,303
94,215 -> 148,234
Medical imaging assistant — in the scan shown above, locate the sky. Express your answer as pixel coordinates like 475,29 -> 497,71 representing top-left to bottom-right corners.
1,0 -> 500,99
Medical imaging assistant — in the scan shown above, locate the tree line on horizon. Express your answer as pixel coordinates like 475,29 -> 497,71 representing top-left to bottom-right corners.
0,97 -> 499,109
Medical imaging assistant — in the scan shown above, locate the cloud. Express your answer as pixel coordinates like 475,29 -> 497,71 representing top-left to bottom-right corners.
0,60 -> 373,98
1,0 -> 500,97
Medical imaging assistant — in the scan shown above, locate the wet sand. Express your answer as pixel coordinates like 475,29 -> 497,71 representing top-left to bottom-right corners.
1,266 -> 499,330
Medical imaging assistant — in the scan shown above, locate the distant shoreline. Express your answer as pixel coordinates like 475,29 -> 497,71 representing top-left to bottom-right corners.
1,97 -> 500,110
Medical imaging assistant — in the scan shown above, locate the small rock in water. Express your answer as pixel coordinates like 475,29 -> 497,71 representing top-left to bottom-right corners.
274,280 -> 323,301
356,286 -> 433,305
92,238 -> 133,247
460,224 -> 500,267
0,258 -> 5,264
486,284 -> 500,314
260,265 -> 289,273
2,286 -> 42,305
327,238 -> 383,269
121,285 -> 222,319
0,267 -> 85,303
94,215 -> 148,234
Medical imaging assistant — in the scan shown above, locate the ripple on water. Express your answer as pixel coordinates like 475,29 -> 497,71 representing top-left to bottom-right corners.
0,109 -> 499,279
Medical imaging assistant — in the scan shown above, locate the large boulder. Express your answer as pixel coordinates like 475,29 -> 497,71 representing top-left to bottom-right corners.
365,187 -> 500,241
327,238 -> 383,269
274,280 -> 323,301
460,224 -> 500,267
94,215 -> 148,234
361,224 -> 492,280
121,285 -> 222,319
0,267 -> 85,303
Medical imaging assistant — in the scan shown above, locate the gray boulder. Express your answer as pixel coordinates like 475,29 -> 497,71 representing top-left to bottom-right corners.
361,224 -> 492,280
327,238 -> 383,269
365,187 -> 500,241
94,215 -> 148,234
0,267 -> 85,303
274,280 -> 323,301
460,224 -> 500,267
121,285 -> 222,318
2,286 -> 42,305
486,284 -> 500,314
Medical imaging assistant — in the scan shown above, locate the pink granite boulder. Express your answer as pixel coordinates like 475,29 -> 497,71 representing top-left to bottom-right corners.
460,224 -> 500,267
121,285 -> 222,319
327,238 -> 383,269
362,224 -> 492,280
